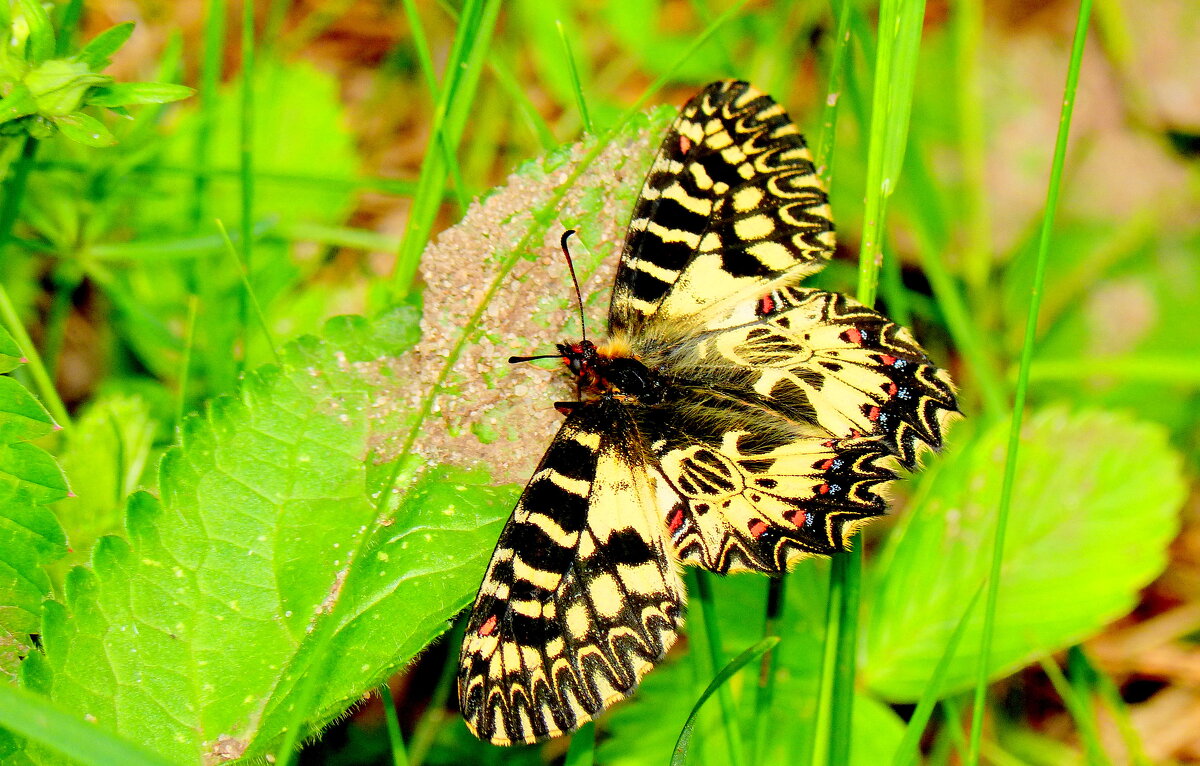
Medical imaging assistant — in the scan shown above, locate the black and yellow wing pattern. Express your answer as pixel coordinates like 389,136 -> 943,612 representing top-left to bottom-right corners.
459,400 -> 684,745
459,80 -> 957,745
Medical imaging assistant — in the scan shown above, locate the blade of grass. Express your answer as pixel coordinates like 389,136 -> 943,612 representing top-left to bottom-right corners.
564,721 -> 596,766
673,636 -> 781,766
965,1 -> 1095,762
407,626 -> 464,766
378,681 -> 410,766
237,0 -> 256,374
389,0 -> 501,301
215,219 -> 280,365
557,20 -> 592,134
951,0 -> 992,298
1079,647 -> 1152,766
814,0 -> 855,181
0,683 -> 175,766
692,571 -> 746,766
192,0 -> 227,228
53,0 -> 85,55
902,139 -> 1009,419
823,2 -> 927,764
0,138 -> 71,431
1038,654 -> 1112,766
750,576 -> 785,766
175,294 -> 199,429
890,586 -> 984,766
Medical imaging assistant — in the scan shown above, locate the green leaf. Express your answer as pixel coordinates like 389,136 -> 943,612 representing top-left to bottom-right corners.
75,22 -> 135,70
0,83 -> 38,125
31,316 -> 512,764
12,0 -> 54,65
0,372 -> 69,682
51,394 -> 157,573
672,636 -> 779,766
23,59 -> 110,115
0,683 -> 174,766
864,407 -> 1186,701
0,324 -> 22,373
84,81 -> 194,107
51,111 -> 117,147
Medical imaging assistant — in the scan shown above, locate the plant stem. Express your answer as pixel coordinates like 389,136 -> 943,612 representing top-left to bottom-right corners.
0,139 -> 71,431
965,0 -> 1094,762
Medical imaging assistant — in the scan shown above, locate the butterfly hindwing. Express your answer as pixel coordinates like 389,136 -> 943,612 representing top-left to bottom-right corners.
630,286 -> 956,573
609,80 -> 836,334
459,400 -> 684,745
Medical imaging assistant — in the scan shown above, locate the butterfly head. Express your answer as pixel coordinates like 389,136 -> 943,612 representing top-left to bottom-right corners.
555,338 -> 663,404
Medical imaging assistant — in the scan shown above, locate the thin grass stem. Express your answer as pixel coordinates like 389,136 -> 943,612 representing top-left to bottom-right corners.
965,1 -> 1095,762
0,138 -> 70,431
693,571 -> 746,766
237,0 -> 256,374
557,20 -> 592,134
378,682 -> 410,766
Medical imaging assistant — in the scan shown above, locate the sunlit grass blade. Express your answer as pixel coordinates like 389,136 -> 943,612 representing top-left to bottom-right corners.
557,19 -> 592,134
1078,647 -> 1152,766
175,294 -> 199,429
215,219 -> 279,364
672,636 -> 781,766
750,576 -> 785,766
890,586 -> 983,766
389,0 -> 501,300
1038,655 -> 1112,766
0,138 -> 70,431
0,683 -> 174,766
692,571 -> 746,766
965,0 -> 1095,763
378,681 -> 410,766
407,627 -> 462,766
237,0 -> 256,375
821,1 -> 928,764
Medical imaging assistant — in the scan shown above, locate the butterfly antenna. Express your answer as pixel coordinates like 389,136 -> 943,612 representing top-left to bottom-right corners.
560,229 -> 587,344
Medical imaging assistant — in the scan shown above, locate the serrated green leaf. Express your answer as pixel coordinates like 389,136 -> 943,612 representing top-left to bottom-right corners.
75,22 -> 134,70
51,111 -> 116,147
0,371 -> 69,682
864,407 -> 1186,701
52,394 -> 157,572
31,318 -> 511,765
85,82 -> 194,108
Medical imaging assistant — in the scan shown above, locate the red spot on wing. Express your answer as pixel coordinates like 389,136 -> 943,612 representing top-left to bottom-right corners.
819,458 -> 836,470
479,615 -> 498,637
867,406 -> 882,422
818,483 -> 830,495
680,136 -> 693,153
667,505 -> 686,534
748,519 -> 768,538
841,327 -> 863,345
784,510 -> 809,527
885,383 -> 898,396
879,354 -> 897,366
758,294 -> 775,315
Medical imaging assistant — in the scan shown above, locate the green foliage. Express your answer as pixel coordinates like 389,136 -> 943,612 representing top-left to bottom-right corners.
0,326 -> 68,683
0,7 -> 190,177
865,408 -> 1185,701
16,314 -> 512,764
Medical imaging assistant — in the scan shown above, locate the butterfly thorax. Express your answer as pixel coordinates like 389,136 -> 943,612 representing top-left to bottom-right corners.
557,338 -> 665,405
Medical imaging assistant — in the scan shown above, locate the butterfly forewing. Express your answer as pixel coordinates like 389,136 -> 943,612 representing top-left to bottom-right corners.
459,401 -> 684,746
609,80 -> 836,335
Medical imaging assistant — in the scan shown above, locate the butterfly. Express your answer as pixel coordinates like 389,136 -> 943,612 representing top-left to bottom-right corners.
458,80 -> 957,746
